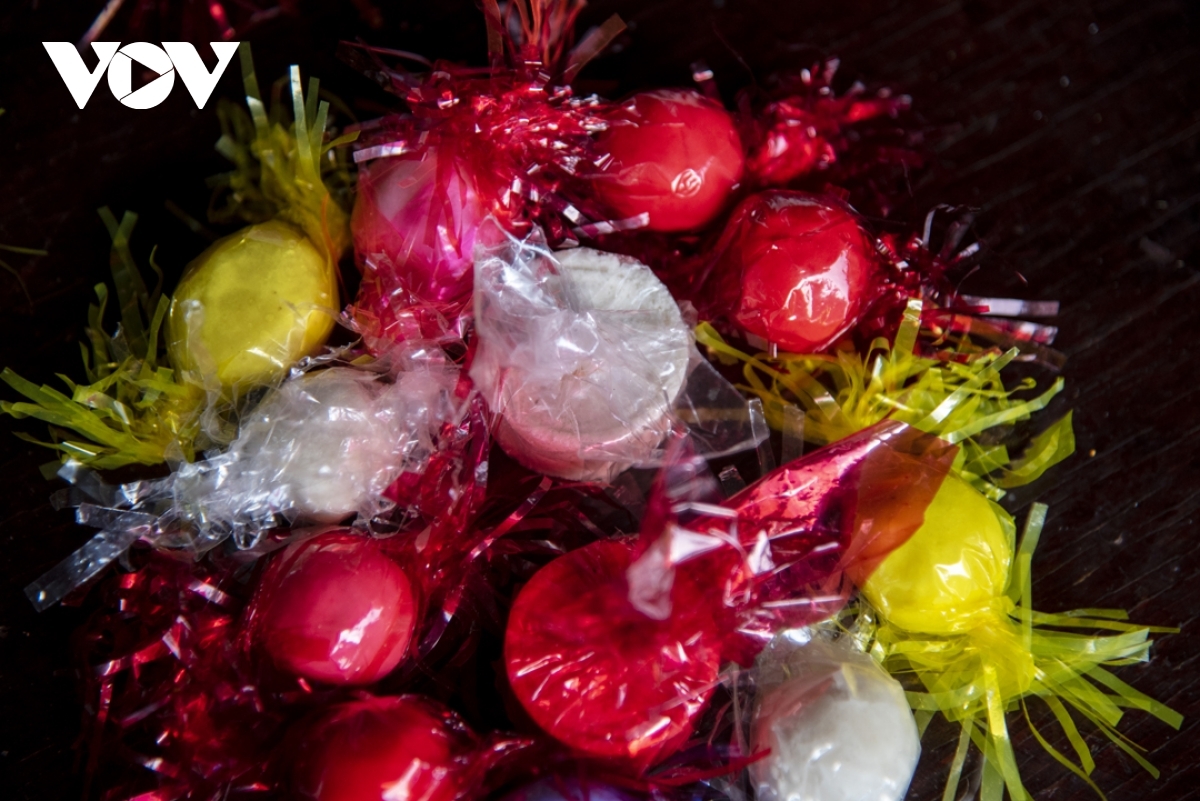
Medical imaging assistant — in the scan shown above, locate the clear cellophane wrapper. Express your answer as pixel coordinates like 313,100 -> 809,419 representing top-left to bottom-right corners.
469,225 -> 766,484
24,342 -> 474,611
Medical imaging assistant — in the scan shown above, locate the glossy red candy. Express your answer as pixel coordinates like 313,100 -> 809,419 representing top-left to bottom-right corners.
595,89 -> 744,232
352,148 -> 486,307
709,191 -> 877,352
292,695 -> 473,801
504,539 -> 721,770
252,531 -> 417,685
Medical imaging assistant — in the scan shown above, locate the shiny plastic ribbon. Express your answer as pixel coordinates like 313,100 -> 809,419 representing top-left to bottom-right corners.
696,298 -> 1075,501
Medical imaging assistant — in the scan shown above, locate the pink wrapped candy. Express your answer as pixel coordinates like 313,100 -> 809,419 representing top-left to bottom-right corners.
471,241 -> 692,483
352,148 -> 486,308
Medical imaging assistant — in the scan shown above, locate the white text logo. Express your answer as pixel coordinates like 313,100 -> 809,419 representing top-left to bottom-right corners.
43,42 -> 241,110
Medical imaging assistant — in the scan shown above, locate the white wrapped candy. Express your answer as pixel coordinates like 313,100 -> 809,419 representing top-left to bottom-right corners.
168,360 -> 460,540
24,358 -> 464,610
470,237 -> 691,482
751,633 -> 920,801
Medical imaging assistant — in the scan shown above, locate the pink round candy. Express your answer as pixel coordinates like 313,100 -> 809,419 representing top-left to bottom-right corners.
253,531 -> 417,685
595,89 -> 744,232
351,147 -> 486,306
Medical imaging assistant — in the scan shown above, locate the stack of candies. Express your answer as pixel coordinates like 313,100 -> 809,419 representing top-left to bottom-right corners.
4,3 -> 1181,800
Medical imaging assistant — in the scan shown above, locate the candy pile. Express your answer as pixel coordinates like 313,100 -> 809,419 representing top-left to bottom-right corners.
3,4 -> 1181,800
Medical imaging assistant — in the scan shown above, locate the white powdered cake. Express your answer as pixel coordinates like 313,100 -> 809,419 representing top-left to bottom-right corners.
751,635 -> 921,801
484,247 -> 692,482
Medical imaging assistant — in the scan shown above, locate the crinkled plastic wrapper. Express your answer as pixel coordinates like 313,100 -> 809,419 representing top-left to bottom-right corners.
346,29 -> 618,343
170,360 -> 461,538
504,537 -> 724,773
627,420 -> 958,660
502,421 -> 953,776
25,350 -> 465,611
750,633 -> 919,801
470,225 -> 764,483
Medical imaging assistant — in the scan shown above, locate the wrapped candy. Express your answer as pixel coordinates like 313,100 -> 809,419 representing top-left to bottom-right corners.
290,695 -> 480,801
593,89 -> 745,232
347,2 -> 622,336
699,191 -> 879,354
737,58 -> 918,217
176,47 -> 354,394
1,50 -> 354,471
504,420 -> 955,772
750,633 -> 920,801
470,229 -> 763,483
167,219 -> 337,391
853,476 -> 1182,801
170,359 -> 461,534
23,352 -> 467,610
504,537 -> 724,771
246,530 -> 420,685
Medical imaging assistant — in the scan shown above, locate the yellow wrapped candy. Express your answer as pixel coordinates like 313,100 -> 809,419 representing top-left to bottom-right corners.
168,220 -> 336,391
173,45 -> 354,393
860,474 -> 1012,636
856,476 -> 1181,801
0,48 -> 353,466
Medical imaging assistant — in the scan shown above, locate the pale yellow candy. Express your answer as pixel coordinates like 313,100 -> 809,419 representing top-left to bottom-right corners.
861,474 -> 1013,635
168,221 -> 337,391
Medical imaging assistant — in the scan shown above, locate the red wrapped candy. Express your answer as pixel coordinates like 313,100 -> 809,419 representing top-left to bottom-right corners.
703,191 -> 879,352
594,89 -> 745,232
504,538 -> 722,771
291,695 -> 478,801
247,531 -> 419,685
739,59 -> 915,191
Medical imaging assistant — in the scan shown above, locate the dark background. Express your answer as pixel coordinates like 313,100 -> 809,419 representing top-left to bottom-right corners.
0,0 -> 1197,799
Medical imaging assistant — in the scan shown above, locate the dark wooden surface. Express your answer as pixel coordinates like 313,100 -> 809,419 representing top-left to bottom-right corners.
1,1 -> 1197,799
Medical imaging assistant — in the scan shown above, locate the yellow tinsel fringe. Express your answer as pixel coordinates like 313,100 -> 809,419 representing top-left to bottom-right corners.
2,210 -> 205,469
208,44 -> 356,262
695,299 -> 1075,500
